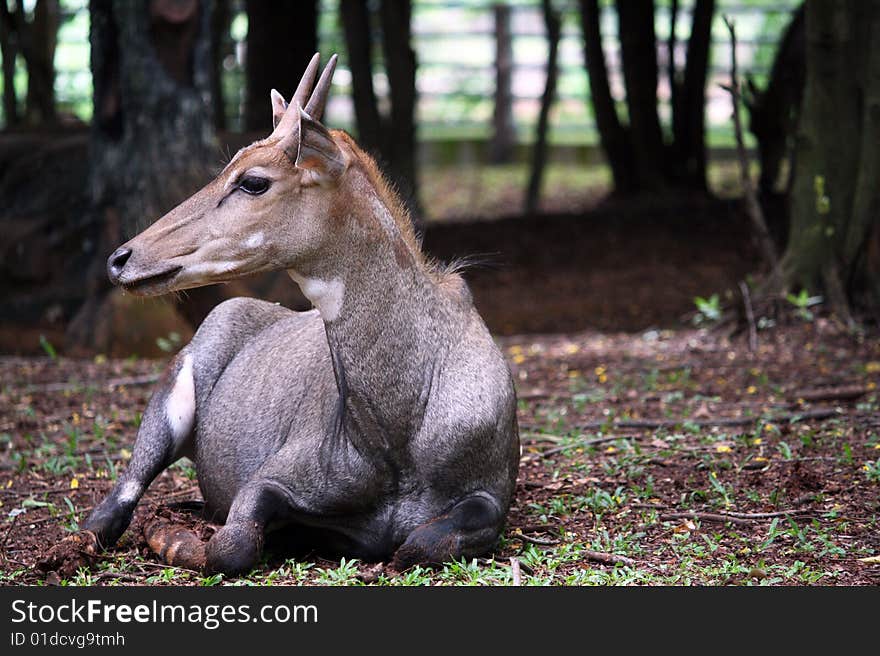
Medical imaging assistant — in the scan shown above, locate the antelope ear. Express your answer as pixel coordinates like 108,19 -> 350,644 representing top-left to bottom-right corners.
294,108 -> 346,181
270,89 -> 288,129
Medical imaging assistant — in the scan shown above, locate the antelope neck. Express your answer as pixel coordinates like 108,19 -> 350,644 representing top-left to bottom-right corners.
290,199 -> 458,453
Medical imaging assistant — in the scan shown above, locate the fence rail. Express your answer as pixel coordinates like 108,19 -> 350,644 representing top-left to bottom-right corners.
1,0 -> 800,148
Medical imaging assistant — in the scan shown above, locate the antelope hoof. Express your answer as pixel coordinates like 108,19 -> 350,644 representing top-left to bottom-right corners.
81,500 -> 133,549
205,522 -> 264,575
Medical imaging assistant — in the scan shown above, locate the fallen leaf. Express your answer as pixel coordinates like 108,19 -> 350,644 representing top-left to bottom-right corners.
673,520 -> 697,534
857,555 -> 880,564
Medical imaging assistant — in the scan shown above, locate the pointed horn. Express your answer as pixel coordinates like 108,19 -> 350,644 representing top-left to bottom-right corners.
292,52 -> 321,108
304,53 -> 338,121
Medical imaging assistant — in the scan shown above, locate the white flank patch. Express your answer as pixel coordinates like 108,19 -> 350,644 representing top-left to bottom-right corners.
165,353 -> 196,447
244,231 -> 265,249
288,271 -> 345,322
118,480 -> 142,504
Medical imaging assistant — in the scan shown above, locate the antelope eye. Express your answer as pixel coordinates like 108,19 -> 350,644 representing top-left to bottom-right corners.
238,175 -> 270,195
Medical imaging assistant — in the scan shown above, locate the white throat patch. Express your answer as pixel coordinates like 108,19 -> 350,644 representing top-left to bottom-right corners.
287,271 -> 345,322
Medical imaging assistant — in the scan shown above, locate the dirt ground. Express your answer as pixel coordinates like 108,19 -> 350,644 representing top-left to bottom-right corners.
1,311 -> 878,585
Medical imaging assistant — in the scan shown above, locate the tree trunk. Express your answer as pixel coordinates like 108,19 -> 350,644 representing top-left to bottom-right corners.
69,0 -> 217,349
526,0 -> 561,214
746,5 -> 805,195
24,0 -> 58,124
0,1 -> 19,127
379,0 -> 419,215
341,0 -> 420,221
243,0 -> 317,133
2,0 -> 58,125
673,0 -> 714,190
616,0 -> 666,191
783,0 -> 880,319
490,3 -> 516,164
577,0 -> 635,194
339,0 -> 383,155
667,0 -> 679,142
210,0 -> 230,131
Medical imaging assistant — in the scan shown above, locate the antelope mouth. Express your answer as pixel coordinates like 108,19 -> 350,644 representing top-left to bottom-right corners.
120,266 -> 183,296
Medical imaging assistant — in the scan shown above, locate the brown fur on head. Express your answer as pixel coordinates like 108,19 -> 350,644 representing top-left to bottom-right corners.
105,53 -> 457,298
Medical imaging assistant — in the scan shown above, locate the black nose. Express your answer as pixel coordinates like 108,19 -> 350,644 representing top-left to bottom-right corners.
107,247 -> 132,283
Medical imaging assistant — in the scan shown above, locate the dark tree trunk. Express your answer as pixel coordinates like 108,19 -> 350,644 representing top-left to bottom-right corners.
0,1 -> 19,126
578,0 -> 635,194
243,0 -> 317,133
672,0 -> 713,189
667,0 -> 679,137
783,0 -> 880,321
490,3 -> 516,164
340,0 -> 420,220
746,5 -> 805,195
526,0 -> 561,214
2,0 -> 58,124
210,0 -> 230,131
69,0 -> 217,349
24,0 -> 58,124
339,0 -> 383,155
378,0 -> 418,214
616,0 -> 666,191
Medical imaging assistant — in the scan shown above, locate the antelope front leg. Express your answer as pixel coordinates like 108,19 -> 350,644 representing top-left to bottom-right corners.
83,350 -> 196,548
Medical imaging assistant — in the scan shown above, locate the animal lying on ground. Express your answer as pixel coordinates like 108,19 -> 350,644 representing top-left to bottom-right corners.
71,53 -> 519,575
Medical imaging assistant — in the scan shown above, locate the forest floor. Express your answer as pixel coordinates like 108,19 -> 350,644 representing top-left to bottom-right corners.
1,314 -> 878,586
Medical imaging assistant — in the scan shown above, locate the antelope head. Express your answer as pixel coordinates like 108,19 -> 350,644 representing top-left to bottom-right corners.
106,53 -> 351,296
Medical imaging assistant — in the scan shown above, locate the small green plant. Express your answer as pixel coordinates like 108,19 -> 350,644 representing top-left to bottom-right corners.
39,334 -> 57,360
693,294 -> 722,324
707,471 -> 733,508
199,573 -> 224,586
315,558 -> 360,585
863,459 -> 880,483
786,289 -> 822,321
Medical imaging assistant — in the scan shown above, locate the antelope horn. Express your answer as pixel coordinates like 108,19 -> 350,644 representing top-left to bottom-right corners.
304,53 -> 338,121
292,52 -> 321,109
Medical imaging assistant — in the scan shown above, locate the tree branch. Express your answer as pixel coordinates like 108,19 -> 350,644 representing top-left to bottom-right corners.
721,15 -> 779,272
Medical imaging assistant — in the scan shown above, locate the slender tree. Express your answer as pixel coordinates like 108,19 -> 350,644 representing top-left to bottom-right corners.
0,0 -> 59,125
578,0 -> 634,193
339,0 -> 419,218
242,0 -> 318,132
526,0 -> 561,213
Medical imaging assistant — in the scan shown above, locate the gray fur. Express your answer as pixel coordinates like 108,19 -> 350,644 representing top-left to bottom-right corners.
85,264 -> 520,572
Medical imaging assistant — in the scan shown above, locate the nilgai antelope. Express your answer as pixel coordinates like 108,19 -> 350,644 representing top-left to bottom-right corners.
80,54 -> 520,574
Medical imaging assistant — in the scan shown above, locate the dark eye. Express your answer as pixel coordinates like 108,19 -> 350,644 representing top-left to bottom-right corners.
238,176 -> 270,195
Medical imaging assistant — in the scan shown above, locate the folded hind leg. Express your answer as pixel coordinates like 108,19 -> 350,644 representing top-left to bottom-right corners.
391,492 -> 504,570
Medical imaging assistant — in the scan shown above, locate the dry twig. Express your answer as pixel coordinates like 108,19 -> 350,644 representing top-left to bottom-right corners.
583,550 -> 637,567
739,280 -> 758,352
509,556 -> 522,586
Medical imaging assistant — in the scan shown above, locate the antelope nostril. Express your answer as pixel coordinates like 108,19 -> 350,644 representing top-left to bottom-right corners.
107,247 -> 132,282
